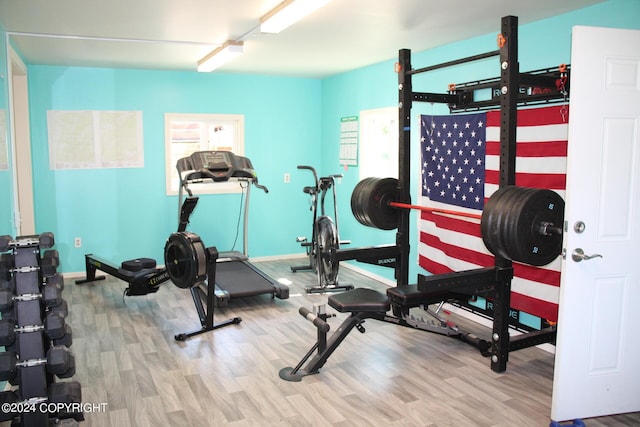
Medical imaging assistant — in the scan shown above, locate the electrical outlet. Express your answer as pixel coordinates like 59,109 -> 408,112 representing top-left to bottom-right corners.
74,237 -> 82,248
284,173 -> 290,183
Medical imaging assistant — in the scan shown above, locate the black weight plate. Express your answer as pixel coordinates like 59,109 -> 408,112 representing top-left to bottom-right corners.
503,187 -> 538,262
351,177 -> 378,227
360,177 -> 382,228
316,216 -> 339,286
481,187 -> 506,256
369,177 -> 400,230
350,178 -> 367,226
513,188 -> 564,266
164,232 -> 207,289
351,177 -> 399,230
496,186 -> 533,261
481,186 -> 517,259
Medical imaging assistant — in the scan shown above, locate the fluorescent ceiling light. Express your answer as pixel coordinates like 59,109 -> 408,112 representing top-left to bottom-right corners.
260,0 -> 332,34
197,41 -> 244,72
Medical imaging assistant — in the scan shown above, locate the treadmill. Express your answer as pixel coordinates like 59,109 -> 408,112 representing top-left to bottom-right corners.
176,150 -> 289,306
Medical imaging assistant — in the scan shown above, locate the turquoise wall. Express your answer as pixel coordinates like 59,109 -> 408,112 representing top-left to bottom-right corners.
0,23 -> 16,237
28,68 -> 321,271
19,0 -> 640,275
323,0 -> 640,283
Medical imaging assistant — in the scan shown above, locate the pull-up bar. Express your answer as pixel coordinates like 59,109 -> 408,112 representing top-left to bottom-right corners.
407,50 -> 500,75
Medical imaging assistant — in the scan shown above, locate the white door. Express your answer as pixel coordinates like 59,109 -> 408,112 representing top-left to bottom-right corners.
551,26 -> 640,421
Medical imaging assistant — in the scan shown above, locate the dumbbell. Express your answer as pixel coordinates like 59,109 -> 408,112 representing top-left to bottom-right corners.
0,351 -> 17,381
0,390 -> 19,422
0,313 -> 71,347
45,311 -> 68,340
41,250 -> 60,277
0,235 -> 10,253
0,253 -> 12,281
48,381 -> 83,422
0,275 -> 14,292
0,282 -> 63,313
0,347 -> 76,383
47,345 -> 76,378
45,272 -> 64,291
47,311 -> 73,347
47,299 -> 69,319
0,319 -> 15,347
0,250 -> 59,278
0,233 -> 54,253
52,324 -> 73,347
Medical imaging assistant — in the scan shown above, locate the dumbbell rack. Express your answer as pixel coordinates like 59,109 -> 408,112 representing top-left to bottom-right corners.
0,233 -> 83,426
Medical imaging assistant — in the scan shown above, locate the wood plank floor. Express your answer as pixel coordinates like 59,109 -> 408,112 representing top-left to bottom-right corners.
34,258 -> 640,426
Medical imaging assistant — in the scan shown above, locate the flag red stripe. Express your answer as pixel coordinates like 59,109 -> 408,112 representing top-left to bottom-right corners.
421,211 -> 481,237
513,263 -> 561,287
486,141 -> 568,157
510,292 -> 559,322
420,232 -> 495,266
485,170 -> 567,189
418,255 -> 454,275
486,105 -> 569,127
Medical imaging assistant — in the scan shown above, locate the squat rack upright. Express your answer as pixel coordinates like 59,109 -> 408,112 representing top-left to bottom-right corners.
395,15 -> 569,372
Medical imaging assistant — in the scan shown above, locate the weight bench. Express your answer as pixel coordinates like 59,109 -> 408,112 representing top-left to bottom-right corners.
279,287 -> 389,381
387,284 -> 466,314
280,286 -> 490,381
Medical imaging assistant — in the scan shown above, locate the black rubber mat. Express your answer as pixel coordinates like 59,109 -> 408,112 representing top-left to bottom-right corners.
215,261 -> 275,298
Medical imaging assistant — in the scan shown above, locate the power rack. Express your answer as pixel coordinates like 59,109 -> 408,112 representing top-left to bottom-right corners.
396,15 -> 570,372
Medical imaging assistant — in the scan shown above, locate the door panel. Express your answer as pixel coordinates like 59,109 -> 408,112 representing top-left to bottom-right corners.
551,26 -> 640,422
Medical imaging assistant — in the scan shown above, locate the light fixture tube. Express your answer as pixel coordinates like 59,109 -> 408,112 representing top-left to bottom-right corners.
260,0 -> 332,34
197,41 -> 244,72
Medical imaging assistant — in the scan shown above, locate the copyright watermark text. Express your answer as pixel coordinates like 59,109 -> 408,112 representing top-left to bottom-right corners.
2,402 -> 108,414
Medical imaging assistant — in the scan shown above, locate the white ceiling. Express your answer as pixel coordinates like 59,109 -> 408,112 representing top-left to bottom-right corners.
0,0 -> 603,78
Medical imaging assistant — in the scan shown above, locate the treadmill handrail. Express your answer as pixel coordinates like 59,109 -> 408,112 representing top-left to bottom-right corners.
176,151 -> 268,257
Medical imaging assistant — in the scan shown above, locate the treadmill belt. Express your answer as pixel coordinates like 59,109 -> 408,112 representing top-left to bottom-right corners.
215,261 -> 275,298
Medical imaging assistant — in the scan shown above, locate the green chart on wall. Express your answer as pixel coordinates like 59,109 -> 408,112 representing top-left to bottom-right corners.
339,116 -> 358,167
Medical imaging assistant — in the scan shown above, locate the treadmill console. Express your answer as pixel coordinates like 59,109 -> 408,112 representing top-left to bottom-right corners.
196,151 -> 233,172
179,151 -> 257,183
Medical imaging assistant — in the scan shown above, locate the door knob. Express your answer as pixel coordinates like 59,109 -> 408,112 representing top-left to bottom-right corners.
571,248 -> 603,262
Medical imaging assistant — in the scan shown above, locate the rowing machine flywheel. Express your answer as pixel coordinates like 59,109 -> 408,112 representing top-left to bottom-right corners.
164,231 -> 207,289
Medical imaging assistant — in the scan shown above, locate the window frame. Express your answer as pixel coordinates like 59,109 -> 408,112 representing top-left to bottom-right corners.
164,113 -> 245,196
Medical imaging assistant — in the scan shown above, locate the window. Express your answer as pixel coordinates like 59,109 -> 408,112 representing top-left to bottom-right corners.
165,113 -> 245,195
358,107 -> 398,180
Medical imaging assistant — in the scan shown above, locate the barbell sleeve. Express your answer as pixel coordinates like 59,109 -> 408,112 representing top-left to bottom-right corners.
298,307 -> 330,333
388,201 -> 482,220
538,222 -> 563,236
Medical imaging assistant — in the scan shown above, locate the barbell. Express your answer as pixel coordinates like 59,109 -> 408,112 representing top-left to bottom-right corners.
350,177 -> 564,267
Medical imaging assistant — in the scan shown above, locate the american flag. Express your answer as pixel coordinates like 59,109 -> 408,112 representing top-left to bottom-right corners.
419,105 -> 568,322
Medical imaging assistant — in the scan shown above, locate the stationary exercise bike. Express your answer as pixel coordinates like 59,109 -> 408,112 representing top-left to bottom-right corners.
290,165 -> 353,294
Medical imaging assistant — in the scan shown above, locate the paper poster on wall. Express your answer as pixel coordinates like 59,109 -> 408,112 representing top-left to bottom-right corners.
47,110 -> 144,169
339,116 -> 358,167
0,110 -> 7,170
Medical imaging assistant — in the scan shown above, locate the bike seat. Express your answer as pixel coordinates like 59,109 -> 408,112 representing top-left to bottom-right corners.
303,186 -> 317,195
